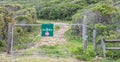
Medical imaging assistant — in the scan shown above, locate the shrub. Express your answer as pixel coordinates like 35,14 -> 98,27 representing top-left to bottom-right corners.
70,45 -> 95,60
93,3 -> 118,15
106,50 -> 120,59
94,23 -> 120,58
15,27 -> 23,34
37,3 -> 81,20
15,15 -> 28,21
0,40 -> 6,51
15,7 -> 37,23
4,4 -> 22,11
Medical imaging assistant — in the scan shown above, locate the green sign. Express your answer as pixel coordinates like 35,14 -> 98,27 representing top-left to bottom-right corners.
41,24 -> 54,37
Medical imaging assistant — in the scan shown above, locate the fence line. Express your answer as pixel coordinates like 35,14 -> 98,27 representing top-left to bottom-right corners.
7,23 -> 89,54
15,24 -> 86,26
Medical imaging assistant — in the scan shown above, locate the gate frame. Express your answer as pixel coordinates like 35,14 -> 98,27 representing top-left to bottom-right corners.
7,23 -> 88,54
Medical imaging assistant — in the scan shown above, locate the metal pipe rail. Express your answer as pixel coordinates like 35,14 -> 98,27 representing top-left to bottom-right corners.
15,24 -> 86,26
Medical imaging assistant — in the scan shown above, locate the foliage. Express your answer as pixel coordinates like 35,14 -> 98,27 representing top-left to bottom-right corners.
106,50 -> 120,59
38,45 -> 67,57
4,4 -> 22,11
0,4 -> 16,49
15,27 -> 23,34
13,26 -> 40,50
15,15 -> 28,21
94,23 -> 108,37
95,23 -> 107,30
70,44 -> 95,60
0,40 -> 6,51
0,14 -> 4,35
72,10 -> 83,21
94,23 -> 119,39
0,3 -> 38,51
94,23 -> 120,58
37,3 -> 81,20
36,0 -> 103,20
86,0 -> 101,4
15,7 -> 37,23
65,29 -> 95,61
93,4 -> 118,15
0,0 -> 120,61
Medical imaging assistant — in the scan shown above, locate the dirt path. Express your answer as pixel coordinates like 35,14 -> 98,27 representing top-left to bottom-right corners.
17,22 -> 70,52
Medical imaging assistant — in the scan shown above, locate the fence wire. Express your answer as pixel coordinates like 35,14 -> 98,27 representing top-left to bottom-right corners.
11,24 -> 83,59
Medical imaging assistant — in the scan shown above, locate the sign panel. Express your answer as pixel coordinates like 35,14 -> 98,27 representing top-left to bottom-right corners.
41,24 -> 54,37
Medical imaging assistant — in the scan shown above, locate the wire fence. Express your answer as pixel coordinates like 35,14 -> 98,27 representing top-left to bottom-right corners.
11,24 -> 84,58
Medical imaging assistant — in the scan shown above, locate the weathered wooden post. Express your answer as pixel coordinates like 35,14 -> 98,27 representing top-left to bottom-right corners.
101,37 -> 106,58
7,23 -> 13,54
93,30 -> 96,52
82,15 -> 87,51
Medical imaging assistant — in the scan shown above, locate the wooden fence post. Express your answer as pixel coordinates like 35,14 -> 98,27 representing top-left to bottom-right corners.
82,24 -> 87,51
93,30 -> 96,52
7,23 -> 13,54
101,37 -> 106,58
82,15 -> 88,51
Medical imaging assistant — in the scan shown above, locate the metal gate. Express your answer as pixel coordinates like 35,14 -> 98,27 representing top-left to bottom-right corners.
7,23 -> 89,58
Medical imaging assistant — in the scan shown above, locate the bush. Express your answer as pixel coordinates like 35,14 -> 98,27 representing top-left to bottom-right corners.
15,7 -> 37,23
106,50 -> 120,59
37,3 -> 81,20
4,3 -> 22,11
14,33 -> 32,49
15,27 -> 23,34
0,40 -> 6,51
70,45 -> 95,60
93,3 -> 118,15
15,15 -> 28,21
94,23 -> 120,58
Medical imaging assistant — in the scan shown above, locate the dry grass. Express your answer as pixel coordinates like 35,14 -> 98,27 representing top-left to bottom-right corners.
0,53 -> 13,62
0,54 -> 85,62
14,56 -> 84,62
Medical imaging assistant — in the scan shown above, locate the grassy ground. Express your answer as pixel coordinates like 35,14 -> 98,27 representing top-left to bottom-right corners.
22,45 -> 70,57
0,53 -> 82,62
64,29 -> 120,62
1,20 -> 120,62
13,56 -> 83,62
1,54 -> 120,62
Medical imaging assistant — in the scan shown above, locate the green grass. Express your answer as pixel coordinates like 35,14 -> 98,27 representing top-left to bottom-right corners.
25,29 -> 83,58
64,28 -> 120,61
64,29 -> 96,61
98,59 -> 120,62
13,56 -> 80,62
13,26 -> 41,50
0,53 -> 80,62
22,45 -> 69,58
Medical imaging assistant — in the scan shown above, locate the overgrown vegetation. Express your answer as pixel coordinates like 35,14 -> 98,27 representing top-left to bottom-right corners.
72,0 -> 120,60
0,0 -> 120,61
36,0 -> 104,20
0,3 -> 37,52
64,29 -> 95,61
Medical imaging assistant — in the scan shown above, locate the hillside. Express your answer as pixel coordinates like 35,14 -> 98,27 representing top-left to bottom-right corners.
0,0 -> 120,62
0,0 -> 105,48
